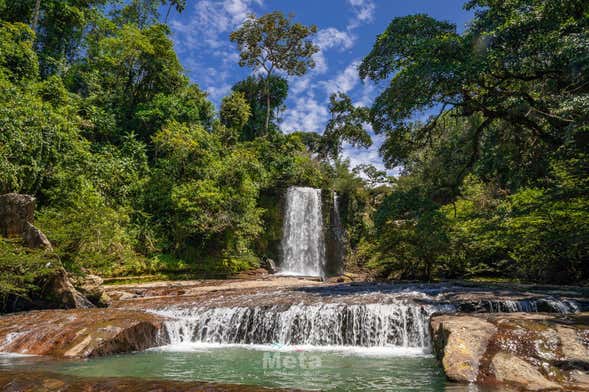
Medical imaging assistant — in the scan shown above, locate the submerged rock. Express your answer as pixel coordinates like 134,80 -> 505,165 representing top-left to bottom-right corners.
0,309 -> 167,358
431,313 -> 589,391
0,371 -> 300,392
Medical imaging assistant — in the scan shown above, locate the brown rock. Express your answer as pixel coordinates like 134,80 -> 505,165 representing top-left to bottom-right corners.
0,193 -> 35,237
557,325 -> 589,362
431,313 -> 589,391
74,274 -> 111,307
430,314 -> 497,382
48,268 -> 94,309
23,221 -> 53,250
491,352 -> 562,391
0,308 -> 167,358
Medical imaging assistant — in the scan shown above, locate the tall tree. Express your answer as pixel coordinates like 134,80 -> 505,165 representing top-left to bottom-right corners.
321,93 -> 372,160
230,11 -> 318,135
359,2 -> 589,173
232,75 -> 288,140
31,0 -> 40,33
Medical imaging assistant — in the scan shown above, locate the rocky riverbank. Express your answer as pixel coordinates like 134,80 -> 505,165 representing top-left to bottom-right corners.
431,313 -> 589,391
1,278 -> 588,390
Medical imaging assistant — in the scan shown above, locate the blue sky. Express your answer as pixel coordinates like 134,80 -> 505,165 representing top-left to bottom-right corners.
167,0 -> 473,171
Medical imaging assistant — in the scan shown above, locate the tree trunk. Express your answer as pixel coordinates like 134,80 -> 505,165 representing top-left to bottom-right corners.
164,3 -> 172,23
264,77 -> 271,135
32,0 -> 41,34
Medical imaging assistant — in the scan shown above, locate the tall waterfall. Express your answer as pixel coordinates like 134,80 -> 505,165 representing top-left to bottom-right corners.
280,187 -> 326,277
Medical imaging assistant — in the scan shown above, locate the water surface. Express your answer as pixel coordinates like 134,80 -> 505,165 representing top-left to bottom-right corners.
1,345 -> 505,391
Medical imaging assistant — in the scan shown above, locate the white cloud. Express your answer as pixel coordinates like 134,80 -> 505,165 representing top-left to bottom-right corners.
322,60 -> 360,96
280,94 -> 329,134
170,0 -> 264,103
312,28 -> 356,74
315,28 -> 355,51
206,83 -> 233,102
347,0 -> 375,30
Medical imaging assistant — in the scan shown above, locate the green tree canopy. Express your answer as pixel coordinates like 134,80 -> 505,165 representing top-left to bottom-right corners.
230,11 -> 318,134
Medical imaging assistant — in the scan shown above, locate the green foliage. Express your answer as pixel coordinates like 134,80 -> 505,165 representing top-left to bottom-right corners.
0,238 -> 59,306
0,22 -> 38,81
232,74 -> 289,140
321,93 -> 372,160
230,11 -> 318,133
362,1 -> 589,284
1,0 -> 586,292
220,91 -> 251,137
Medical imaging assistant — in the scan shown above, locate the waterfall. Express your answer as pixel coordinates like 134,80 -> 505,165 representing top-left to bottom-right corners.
280,187 -> 326,277
152,302 -> 447,350
148,296 -> 578,352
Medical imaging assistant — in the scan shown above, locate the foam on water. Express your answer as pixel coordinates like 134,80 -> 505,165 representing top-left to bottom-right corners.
150,342 -> 430,357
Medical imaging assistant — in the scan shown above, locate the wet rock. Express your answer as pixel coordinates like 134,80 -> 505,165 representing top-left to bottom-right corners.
0,371 -> 299,392
431,313 -> 589,391
430,315 -> 497,382
0,308 -> 167,357
108,290 -> 138,301
491,352 -> 562,391
262,257 -> 277,273
73,274 -> 111,307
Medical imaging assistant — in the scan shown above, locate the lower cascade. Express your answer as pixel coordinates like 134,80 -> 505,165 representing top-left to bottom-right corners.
154,302 -> 445,350
149,297 -> 579,351
280,186 -> 326,277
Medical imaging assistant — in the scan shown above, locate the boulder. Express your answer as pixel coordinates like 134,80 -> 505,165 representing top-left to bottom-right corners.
491,352 -> 562,391
0,193 -> 35,237
431,313 -> 589,391
47,268 -> 95,309
23,221 -> 52,250
262,257 -> 277,273
430,315 -> 497,382
73,274 -> 111,307
0,308 -> 168,358
0,193 -> 52,250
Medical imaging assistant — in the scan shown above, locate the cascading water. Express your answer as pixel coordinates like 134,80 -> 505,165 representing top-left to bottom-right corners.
148,295 -> 579,352
280,187 -> 326,277
152,302 -> 447,351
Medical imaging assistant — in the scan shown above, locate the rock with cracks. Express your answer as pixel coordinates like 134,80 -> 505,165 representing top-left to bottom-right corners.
431,313 -> 589,391
0,308 -> 168,358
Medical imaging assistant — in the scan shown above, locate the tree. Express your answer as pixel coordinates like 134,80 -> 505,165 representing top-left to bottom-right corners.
321,93 -> 372,160
220,91 -> 251,133
230,11 -> 318,134
359,3 -> 588,173
232,75 -> 288,140
0,0 -> 110,76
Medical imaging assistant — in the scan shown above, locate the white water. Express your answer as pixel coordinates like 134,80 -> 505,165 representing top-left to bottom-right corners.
280,187 -> 326,277
151,302 -> 447,353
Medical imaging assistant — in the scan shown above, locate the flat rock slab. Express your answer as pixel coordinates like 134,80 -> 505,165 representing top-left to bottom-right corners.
0,371 -> 304,392
0,309 -> 167,358
431,313 -> 589,391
